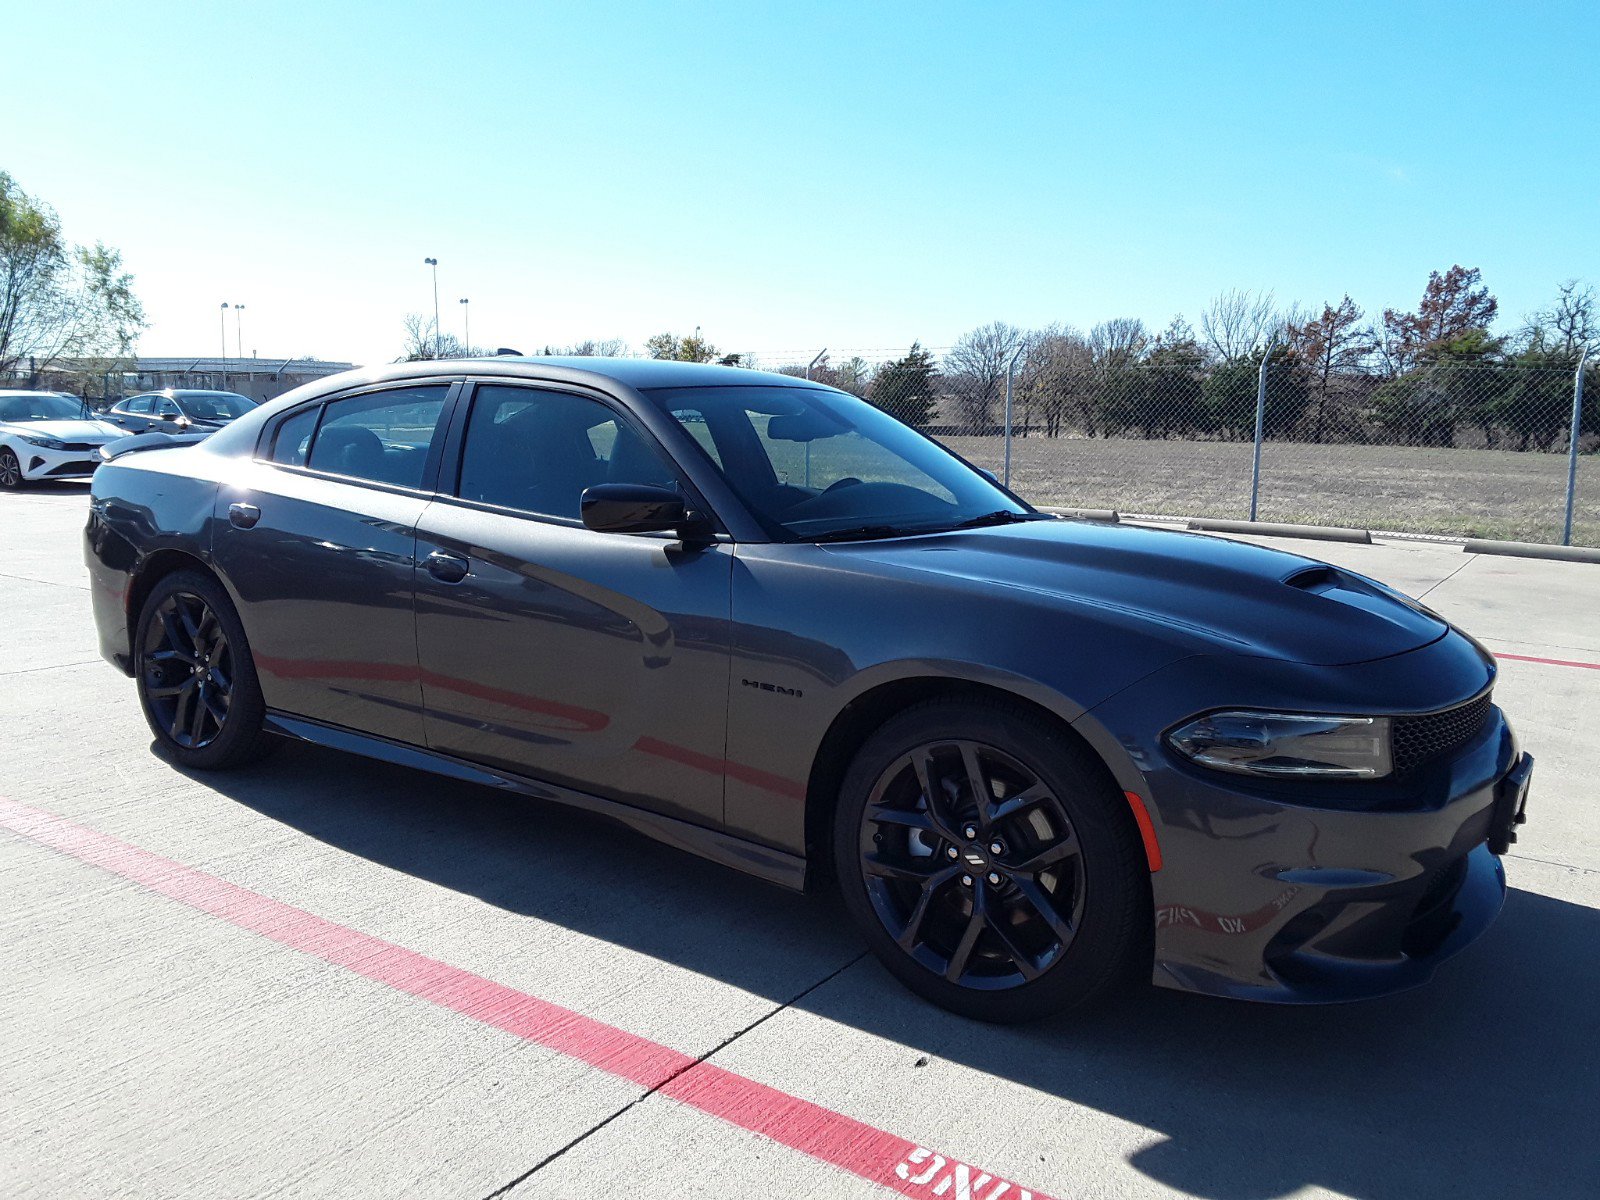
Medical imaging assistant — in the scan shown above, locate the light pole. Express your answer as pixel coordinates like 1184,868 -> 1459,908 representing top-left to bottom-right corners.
219,302 -> 230,388
423,257 -> 440,357
460,298 -> 470,355
234,304 -> 247,365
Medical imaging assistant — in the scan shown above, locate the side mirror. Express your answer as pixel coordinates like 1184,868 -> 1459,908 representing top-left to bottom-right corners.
581,483 -> 707,537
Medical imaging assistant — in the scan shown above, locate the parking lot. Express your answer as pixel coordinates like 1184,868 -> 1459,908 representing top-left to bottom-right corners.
2,483 -> 1596,1200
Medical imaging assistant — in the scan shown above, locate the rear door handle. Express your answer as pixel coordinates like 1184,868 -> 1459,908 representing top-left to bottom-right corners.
425,550 -> 469,584
228,502 -> 260,530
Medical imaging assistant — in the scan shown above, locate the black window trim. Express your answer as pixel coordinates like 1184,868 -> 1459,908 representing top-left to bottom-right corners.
255,377 -> 464,499
431,377 -> 729,539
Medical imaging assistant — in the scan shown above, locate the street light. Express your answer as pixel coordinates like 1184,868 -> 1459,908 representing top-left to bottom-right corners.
234,304 -> 247,365
423,257 -> 440,357
219,302 -> 230,388
460,298 -> 470,356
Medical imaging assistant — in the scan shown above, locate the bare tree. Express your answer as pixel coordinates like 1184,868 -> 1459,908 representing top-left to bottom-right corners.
1200,289 -> 1282,363
944,321 -> 1026,432
1018,324 -> 1094,437
1,172 -> 144,380
1522,279 -> 1598,357
399,313 -> 469,360
1289,296 -> 1375,442
542,338 -> 631,357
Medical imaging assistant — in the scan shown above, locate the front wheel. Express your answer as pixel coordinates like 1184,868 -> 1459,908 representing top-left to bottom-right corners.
134,570 -> 276,770
833,698 -> 1150,1022
0,447 -> 23,489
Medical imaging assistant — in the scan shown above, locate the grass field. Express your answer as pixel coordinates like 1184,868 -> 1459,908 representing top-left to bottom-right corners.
938,434 -> 1600,547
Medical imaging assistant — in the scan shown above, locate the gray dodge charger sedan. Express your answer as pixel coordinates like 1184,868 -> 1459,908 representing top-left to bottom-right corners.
85,357 -> 1532,1021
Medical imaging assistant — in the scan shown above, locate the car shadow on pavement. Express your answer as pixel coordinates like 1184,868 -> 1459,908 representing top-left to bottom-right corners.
198,740 -> 1597,1200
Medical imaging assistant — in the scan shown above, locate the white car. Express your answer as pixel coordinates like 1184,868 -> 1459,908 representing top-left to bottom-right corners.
0,391 -> 125,489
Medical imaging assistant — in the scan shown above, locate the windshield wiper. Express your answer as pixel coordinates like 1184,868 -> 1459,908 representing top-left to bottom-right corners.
947,510 -> 1038,530
808,523 -> 923,544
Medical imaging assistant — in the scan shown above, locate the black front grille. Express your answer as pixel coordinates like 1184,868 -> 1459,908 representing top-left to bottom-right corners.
1393,692 -> 1492,773
44,459 -> 97,477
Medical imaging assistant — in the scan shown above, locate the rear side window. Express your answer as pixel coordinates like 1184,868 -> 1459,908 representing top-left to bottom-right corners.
305,386 -> 451,488
128,396 -> 154,415
271,407 -> 320,466
457,386 -> 680,521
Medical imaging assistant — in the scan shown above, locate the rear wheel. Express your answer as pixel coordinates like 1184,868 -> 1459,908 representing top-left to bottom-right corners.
0,448 -> 23,489
833,698 -> 1149,1022
134,570 -> 276,769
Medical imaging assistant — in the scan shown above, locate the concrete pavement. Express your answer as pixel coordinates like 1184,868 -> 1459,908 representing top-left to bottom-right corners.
2,484 -> 1596,1199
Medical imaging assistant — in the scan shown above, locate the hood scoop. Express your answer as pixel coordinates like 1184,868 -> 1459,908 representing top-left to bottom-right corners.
1283,564 -> 1341,592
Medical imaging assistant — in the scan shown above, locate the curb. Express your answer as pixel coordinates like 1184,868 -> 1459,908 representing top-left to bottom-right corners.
1462,539 -> 1600,564
1185,518 -> 1372,544
1041,507 -> 1120,523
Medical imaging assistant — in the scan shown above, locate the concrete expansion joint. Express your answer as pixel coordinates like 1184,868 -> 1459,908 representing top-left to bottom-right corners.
477,952 -> 868,1199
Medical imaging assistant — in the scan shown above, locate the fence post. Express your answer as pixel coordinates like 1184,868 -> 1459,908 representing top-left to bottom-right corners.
1003,346 -> 1024,488
804,348 -> 826,487
1564,347 -> 1590,546
1248,344 -> 1275,521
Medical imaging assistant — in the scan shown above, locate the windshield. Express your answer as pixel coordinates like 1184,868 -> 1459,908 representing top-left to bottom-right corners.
0,394 -> 83,422
178,392 -> 256,421
643,384 -> 1034,540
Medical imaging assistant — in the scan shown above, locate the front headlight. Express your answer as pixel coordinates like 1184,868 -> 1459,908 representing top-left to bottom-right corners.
19,435 -> 69,451
1168,711 -> 1393,779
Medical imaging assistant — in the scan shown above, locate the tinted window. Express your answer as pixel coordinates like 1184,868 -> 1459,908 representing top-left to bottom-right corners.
128,396 -> 155,415
457,386 -> 679,521
643,384 -> 1030,540
156,398 -> 181,417
183,392 -> 255,421
270,406 -> 321,466
306,386 -> 450,488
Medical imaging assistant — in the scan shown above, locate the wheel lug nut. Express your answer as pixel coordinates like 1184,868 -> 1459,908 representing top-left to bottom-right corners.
963,825 -> 978,840
946,846 -> 959,860
987,872 -> 1002,885
989,841 -> 1003,855
960,874 -> 973,887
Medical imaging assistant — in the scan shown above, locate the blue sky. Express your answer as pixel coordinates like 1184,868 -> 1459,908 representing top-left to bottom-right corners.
10,1 -> 1597,365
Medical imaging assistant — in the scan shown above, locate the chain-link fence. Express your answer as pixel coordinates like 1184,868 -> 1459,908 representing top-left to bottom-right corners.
740,347 -> 1598,548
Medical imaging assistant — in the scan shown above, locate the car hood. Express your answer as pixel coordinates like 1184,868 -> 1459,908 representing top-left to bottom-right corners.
0,418 -> 122,442
828,519 -> 1448,666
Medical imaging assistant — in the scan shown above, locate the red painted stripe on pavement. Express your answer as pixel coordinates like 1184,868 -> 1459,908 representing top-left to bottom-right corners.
0,797 -> 1053,1200
1495,652 -> 1600,671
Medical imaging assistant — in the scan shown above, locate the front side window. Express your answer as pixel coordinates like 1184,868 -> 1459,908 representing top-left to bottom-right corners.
642,384 -> 1032,540
304,386 -> 450,488
457,386 -> 679,522
156,398 -> 181,418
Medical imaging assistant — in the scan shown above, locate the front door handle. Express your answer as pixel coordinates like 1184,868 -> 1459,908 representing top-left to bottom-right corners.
425,550 -> 469,584
228,502 -> 260,530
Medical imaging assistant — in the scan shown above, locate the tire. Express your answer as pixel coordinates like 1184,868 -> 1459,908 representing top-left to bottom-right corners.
134,569 -> 277,770
0,447 -> 24,489
833,698 -> 1149,1022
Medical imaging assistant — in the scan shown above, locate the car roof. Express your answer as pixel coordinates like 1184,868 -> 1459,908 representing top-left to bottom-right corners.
302,356 -> 829,394
128,389 -> 251,399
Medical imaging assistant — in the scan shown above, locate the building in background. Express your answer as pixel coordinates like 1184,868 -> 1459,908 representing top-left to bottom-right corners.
4,356 -> 358,407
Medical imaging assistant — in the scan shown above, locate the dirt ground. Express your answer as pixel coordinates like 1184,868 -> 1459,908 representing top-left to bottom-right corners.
940,434 -> 1600,546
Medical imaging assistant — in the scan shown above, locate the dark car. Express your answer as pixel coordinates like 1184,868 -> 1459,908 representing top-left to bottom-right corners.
104,389 -> 258,436
83,358 -> 1532,1021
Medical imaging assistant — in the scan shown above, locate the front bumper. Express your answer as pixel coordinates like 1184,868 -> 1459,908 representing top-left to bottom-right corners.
17,442 -> 105,480
1082,632 -> 1526,1003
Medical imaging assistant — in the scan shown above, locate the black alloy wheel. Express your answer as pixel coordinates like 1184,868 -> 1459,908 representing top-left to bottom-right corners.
835,699 -> 1149,1022
135,570 -> 275,770
142,591 -> 233,750
0,448 -> 22,489
860,740 -> 1086,988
